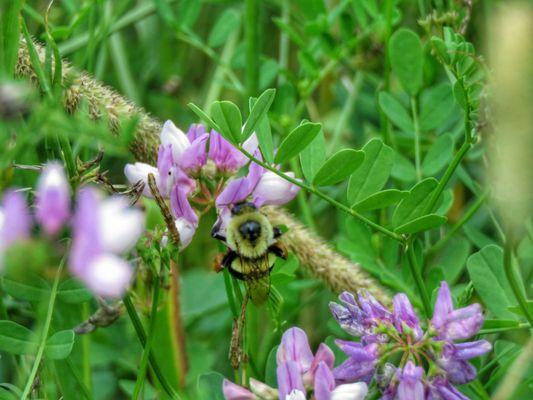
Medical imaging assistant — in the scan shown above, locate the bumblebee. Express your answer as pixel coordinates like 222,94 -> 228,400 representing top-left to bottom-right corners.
212,202 -> 287,305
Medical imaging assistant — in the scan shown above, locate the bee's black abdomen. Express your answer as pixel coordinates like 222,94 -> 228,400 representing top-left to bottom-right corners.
238,220 -> 262,242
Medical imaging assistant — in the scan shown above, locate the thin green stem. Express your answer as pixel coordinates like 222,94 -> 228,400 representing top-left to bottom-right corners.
406,243 -> 431,317
422,140 -> 472,216
123,294 -> 180,400
237,147 -> 404,241
245,0 -> 260,97
428,190 -> 488,256
410,97 -> 422,181
504,235 -> 533,327
329,72 -> 364,153
21,259 -> 64,400
81,303 -> 92,393
277,0 -> 289,85
133,276 -> 161,399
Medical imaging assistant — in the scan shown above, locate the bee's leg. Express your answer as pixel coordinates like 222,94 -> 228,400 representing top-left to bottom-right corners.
268,242 -> 288,260
213,250 -> 238,273
273,225 -> 283,238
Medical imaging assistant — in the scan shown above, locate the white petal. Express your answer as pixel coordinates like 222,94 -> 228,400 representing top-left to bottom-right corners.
286,390 -> 307,400
83,254 -> 132,298
124,163 -> 159,198
98,197 -> 145,254
331,382 -> 368,400
174,218 -> 196,249
160,120 -> 190,161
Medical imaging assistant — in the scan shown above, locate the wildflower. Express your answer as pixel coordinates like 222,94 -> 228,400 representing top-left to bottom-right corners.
170,185 -> 198,249
124,120 -> 204,197
0,190 -> 31,271
207,130 -> 258,174
329,282 -> 492,399
70,187 -> 144,298
213,160 -> 300,237
35,162 -> 70,235
222,327 -> 368,400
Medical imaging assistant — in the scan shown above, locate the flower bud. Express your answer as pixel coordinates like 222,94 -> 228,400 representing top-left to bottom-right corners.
0,190 -> 31,247
124,162 -> 160,197
35,162 -> 70,235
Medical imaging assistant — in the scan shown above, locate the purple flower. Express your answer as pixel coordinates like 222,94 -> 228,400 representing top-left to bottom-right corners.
222,379 -> 256,400
428,377 -> 469,400
124,162 -> 161,197
314,361 -> 367,400
223,327 -> 366,400
160,120 -> 192,162
216,161 -> 300,209
277,361 -> 306,400
431,282 -> 484,340
397,361 -> 425,400
393,293 -> 423,341
169,185 -> 198,249
0,190 -> 31,247
333,340 -> 378,383
0,190 -> 32,271
207,131 -> 258,174
35,162 -> 70,235
70,187 -> 144,298
330,282 -> 491,399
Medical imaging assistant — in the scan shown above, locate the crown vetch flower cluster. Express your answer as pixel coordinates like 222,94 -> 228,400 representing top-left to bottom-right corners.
223,327 -> 368,400
124,120 -> 300,248
0,163 -> 144,299
329,282 -> 491,399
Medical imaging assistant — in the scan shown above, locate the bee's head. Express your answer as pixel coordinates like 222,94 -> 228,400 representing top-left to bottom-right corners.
231,201 -> 256,216
238,220 -> 262,243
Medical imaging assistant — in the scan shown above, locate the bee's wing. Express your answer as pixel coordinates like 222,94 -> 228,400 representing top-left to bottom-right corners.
244,254 -> 272,306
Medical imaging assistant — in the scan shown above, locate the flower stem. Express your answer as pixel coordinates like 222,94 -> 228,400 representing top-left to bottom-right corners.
21,259 -> 64,400
421,139 -> 472,217
238,147 -> 404,242
123,294 -> 181,399
406,243 -> 431,318
133,275 -> 161,399
503,234 -> 533,327
427,190 -> 488,257
410,97 -> 422,181
245,0 -> 259,97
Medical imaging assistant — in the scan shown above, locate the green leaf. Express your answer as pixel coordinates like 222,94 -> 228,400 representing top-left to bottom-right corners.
0,321 -> 38,355
210,101 -> 242,144
389,28 -> 423,95
313,149 -> 364,186
57,279 -> 93,304
421,134 -> 454,176
378,92 -> 414,133
429,237 -> 470,284
467,245 -> 517,319
420,83 -> 455,131
482,319 -> 520,330
208,9 -> 240,48
392,178 -> 439,227
274,122 -> 322,164
299,130 -> 326,182
0,387 -> 19,400
394,214 -> 447,234
264,345 -> 279,387
391,151 -> 417,183
453,80 -> 467,111
347,139 -> 394,204
255,110 -> 274,163
197,372 -> 225,400
1,274 -> 50,301
352,189 -> 408,212
45,330 -> 75,360
1,0 -> 22,76
243,88 -> 276,141
188,102 -> 220,131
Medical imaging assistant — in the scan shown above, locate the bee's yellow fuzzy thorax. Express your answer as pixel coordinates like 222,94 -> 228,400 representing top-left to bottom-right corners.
226,211 -> 274,259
